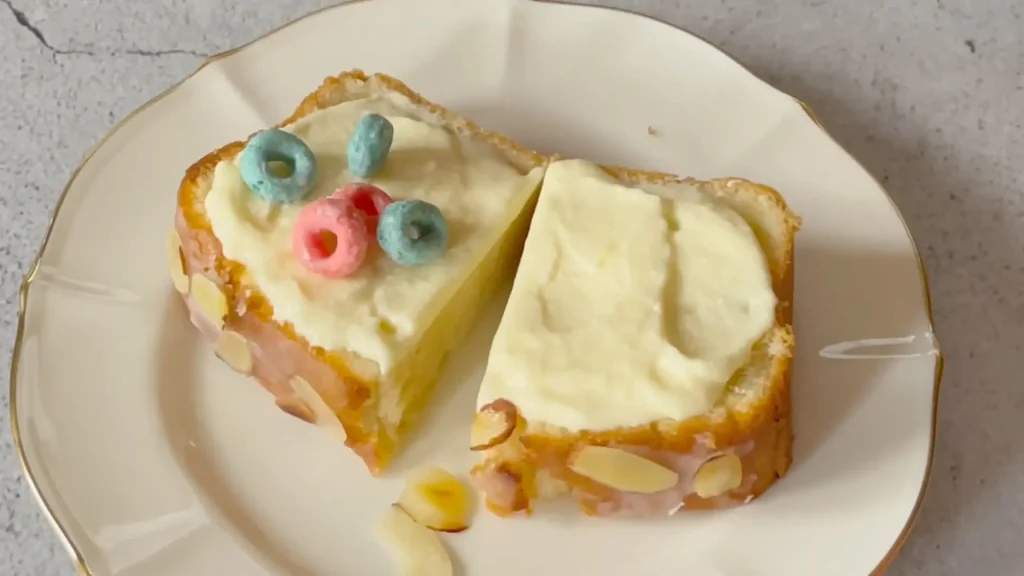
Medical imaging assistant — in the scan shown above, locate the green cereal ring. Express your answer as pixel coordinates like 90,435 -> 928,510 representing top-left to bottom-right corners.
240,128 -> 318,203
377,200 -> 448,266
347,113 -> 394,179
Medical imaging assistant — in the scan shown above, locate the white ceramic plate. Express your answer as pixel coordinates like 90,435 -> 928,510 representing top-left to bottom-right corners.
11,1 -> 942,574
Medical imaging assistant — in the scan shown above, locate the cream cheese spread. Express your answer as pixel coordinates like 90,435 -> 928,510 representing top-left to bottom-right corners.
204,93 -> 542,377
476,160 -> 777,431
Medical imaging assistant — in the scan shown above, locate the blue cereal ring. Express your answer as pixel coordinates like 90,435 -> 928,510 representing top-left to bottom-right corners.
377,200 -> 448,266
347,113 -> 394,179
239,128 -> 318,204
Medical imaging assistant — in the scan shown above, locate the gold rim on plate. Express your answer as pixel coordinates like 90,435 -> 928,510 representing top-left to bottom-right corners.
8,1 -> 942,574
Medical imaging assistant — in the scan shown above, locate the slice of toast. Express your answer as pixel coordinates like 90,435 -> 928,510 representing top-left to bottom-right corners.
169,71 -> 548,474
469,160 -> 800,516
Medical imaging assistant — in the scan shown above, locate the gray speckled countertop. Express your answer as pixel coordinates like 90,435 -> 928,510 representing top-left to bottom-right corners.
0,0 -> 1020,575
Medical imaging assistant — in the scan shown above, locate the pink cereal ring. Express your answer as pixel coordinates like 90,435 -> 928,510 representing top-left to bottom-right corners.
291,197 -> 370,278
331,183 -> 393,235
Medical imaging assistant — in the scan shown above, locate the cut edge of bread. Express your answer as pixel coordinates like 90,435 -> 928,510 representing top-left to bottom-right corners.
472,164 -> 801,516
174,70 -> 550,473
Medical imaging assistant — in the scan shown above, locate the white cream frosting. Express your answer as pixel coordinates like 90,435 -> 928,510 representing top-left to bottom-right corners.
204,93 -> 542,377
476,160 -> 777,431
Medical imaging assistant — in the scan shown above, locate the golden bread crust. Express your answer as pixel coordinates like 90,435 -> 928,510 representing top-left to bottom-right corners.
471,169 -> 800,516
173,70 -> 546,474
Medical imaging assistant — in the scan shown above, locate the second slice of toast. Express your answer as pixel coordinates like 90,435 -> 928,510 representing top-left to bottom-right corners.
470,159 -> 800,516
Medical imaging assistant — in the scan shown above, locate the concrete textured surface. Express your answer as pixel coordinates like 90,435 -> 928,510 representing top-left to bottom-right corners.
0,0 -> 1020,575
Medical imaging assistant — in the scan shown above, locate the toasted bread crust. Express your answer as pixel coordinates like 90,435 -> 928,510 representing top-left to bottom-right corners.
172,70 -> 546,474
471,170 -> 800,516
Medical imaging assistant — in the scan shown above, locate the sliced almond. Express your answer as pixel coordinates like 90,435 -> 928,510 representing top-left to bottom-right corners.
289,376 -> 347,444
167,229 -> 189,294
376,504 -> 453,576
397,467 -> 470,533
470,399 -> 518,451
190,274 -> 228,330
214,330 -> 253,374
568,446 -> 679,494
693,453 -> 743,498
275,397 -> 315,423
